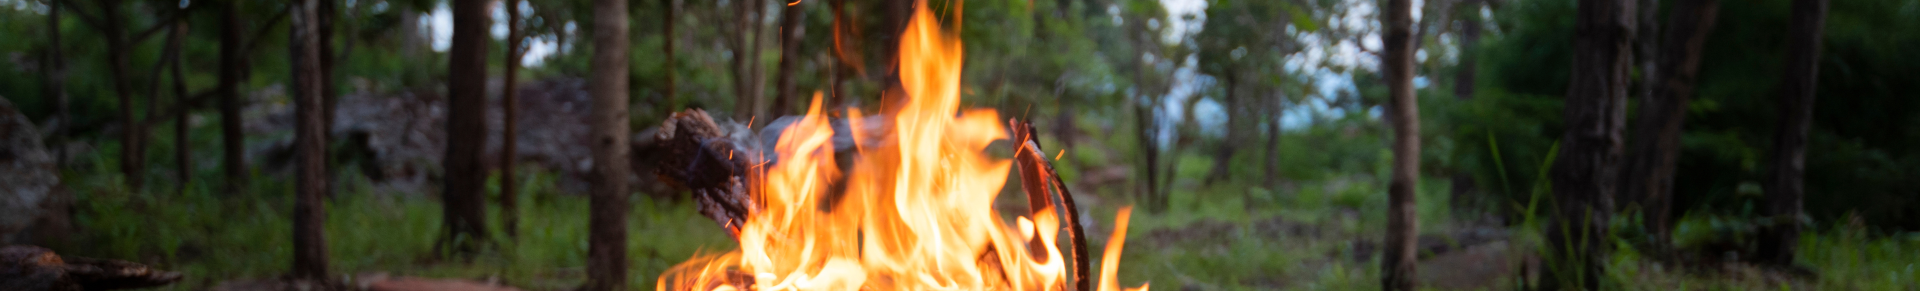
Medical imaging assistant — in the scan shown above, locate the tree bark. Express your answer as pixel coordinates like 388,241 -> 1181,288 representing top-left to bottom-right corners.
1264,96 -> 1283,191
45,0 -> 70,166
664,0 -> 677,101
731,0 -> 755,121
130,4 -> 186,193
319,0 -> 336,139
1204,69 -> 1237,186
1453,0 -> 1481,100
585,0 -> 632,288
288,0 -> 329,279
1758,0 -> 1827,267
1620,0 -> 1718,255
169,21 -> 190,194
96,0 -> 142,190
440,0 -> 492,256
219,0 -> 247,192
748,0 -> 770,124
501,0 -> 523,240
773,0 -> 805,116
1544,0 -> 1634,289
1382,0 -> 1421,289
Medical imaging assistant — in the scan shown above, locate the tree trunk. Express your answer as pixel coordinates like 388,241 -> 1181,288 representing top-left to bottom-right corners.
1453,0 -> 1481,100
1543,0 -> 1634,289
1264,95 -> 1284,191
288,0 -> 330,279
46,0 -> 70,166
1635,0 -> 1659,107
1204,70 -> 1237,186
133,6 -> 187,193
773,0 -> 805,116
1381,0 -> 1421,289
170,21 -> 190,194
501,0 -> 523,240
219,0 -> 247,192
319,0 -> 336,139
664,0 -> 677,102
440,0 -> 491,256
98,0 -> 142,190
1620,0 -> 1718,255
585,0 -> 632,288
748,0 -> 770,123
731,0 -> 754,121
1758,0 -> 1827,267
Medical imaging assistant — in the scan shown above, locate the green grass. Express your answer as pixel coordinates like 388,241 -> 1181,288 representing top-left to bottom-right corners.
61,153 -> 733,290
51,140 -> 1920,291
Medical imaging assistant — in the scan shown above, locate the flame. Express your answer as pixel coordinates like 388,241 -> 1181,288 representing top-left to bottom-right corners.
659,2 -> 1143,290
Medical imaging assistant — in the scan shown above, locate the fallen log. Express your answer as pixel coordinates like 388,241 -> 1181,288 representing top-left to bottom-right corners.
0,245 -> 183,291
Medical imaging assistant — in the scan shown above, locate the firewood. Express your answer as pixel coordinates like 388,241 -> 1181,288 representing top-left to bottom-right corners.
650,109 -> 760,236
1010,119 -> 1092,291
645,111 -> 1095,291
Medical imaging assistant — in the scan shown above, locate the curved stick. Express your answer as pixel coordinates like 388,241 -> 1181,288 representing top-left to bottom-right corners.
1010,119 -> 1091,291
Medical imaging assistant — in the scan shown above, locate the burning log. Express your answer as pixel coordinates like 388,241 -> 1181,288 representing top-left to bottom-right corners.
648,109 -> 762,236
1011,119 -> 1093,291
0,245 -> 183,291
644,107 -> 1099,291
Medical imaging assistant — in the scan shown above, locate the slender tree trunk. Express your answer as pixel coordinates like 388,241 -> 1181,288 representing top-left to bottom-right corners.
1758,0 -> 1827,267
748,0 -> 770,123
1204,70 -> 1237,186
170,21 -> 190,193
440,0 -> 492,256
1130,26 -> 1162,213
1620,0 -> 1718,255
133,6 -> 186,192
1544,0 -> 1634,289
1454,0 -> 1481,100
288,0 -> 329,279
46,0 -> 69,166
1635,0 -> 1660,106
97,0 -> 142,190
501,0 -> 523,240
1449,0 -> 1484,223
1381,0 -> 1421,289
219,0 -> 247,192
585,0 -> 632,288
773,0 -> 805,116
663,0 -> 677,102
1264,95 -> 1283,191
319,0 -> 336,138
731,0 -> 753,121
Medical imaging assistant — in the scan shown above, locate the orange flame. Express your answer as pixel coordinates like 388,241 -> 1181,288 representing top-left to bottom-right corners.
659,2 -> 1143,290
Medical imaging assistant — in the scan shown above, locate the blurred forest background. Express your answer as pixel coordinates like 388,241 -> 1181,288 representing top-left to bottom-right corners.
0,0 -> 1916,289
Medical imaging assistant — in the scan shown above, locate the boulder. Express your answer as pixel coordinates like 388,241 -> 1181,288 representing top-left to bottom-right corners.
0,96 -> 61,242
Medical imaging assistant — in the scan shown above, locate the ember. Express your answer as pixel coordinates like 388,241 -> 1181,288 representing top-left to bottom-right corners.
656,1 -> 1146,290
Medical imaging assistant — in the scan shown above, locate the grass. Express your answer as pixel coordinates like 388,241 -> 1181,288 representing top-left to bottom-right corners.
50,139 -> 1920,291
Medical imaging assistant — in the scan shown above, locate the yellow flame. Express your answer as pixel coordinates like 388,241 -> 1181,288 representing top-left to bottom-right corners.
659,2 -> 1143,290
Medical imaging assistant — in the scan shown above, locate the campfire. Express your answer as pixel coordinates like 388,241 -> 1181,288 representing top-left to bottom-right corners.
652,2 -> 1147,291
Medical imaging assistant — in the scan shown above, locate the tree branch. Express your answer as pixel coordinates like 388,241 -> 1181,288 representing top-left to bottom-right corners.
57,0 -> 106,31
240,5 -> 294,55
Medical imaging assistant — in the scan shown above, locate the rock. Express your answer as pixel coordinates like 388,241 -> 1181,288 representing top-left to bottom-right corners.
0,96 -> 62,242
